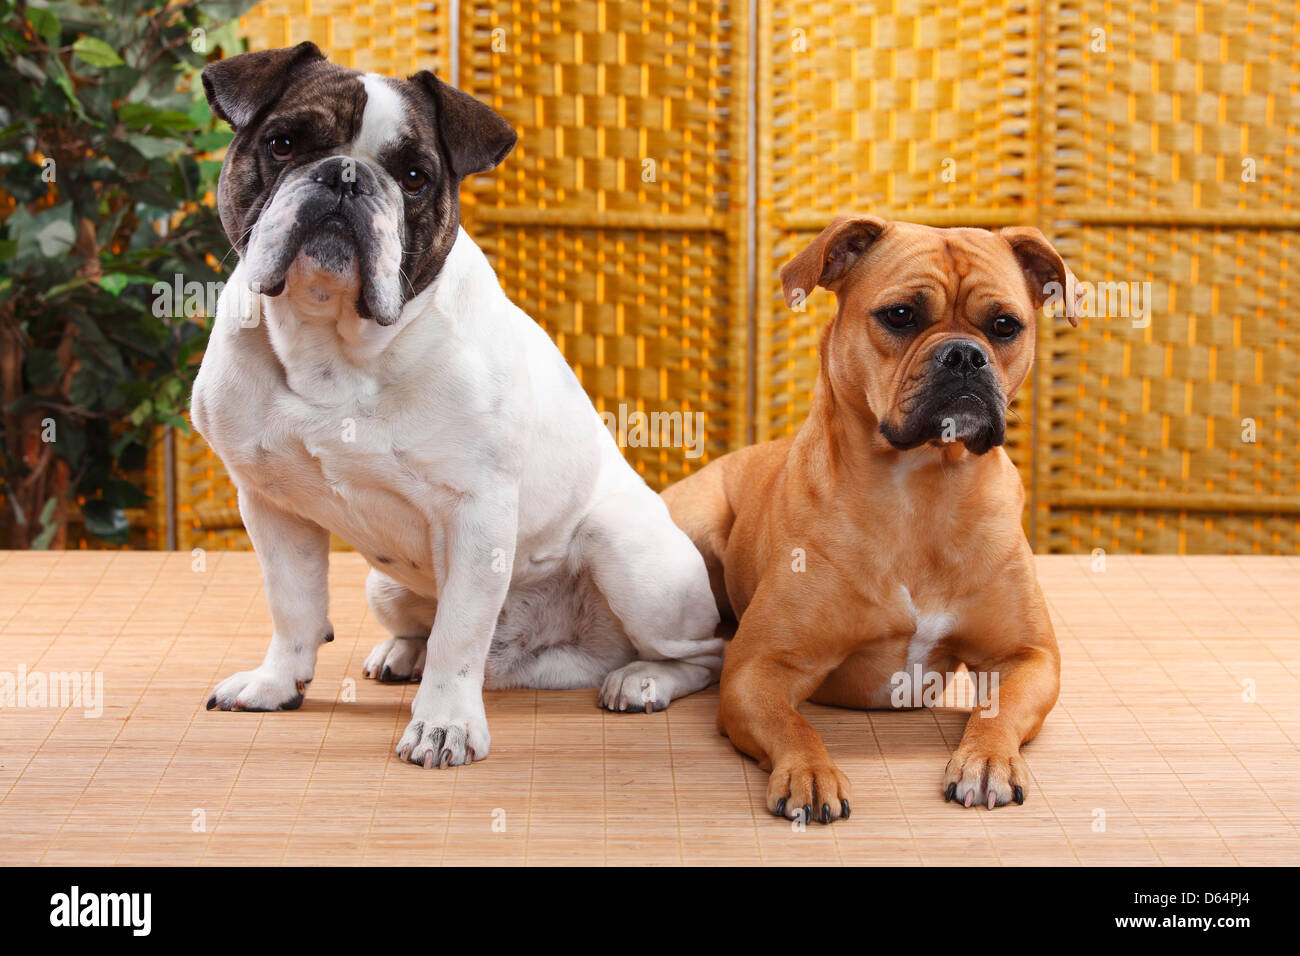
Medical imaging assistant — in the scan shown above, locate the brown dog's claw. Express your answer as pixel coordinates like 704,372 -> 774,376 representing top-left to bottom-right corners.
774,798 -> 787,818
820,803 -> 832,824
841,799 -> 851,819
945,783 -> 957,802
1013,785 -> 1025,805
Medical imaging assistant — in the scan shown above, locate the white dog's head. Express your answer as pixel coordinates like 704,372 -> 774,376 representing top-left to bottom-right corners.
203,42 -> 516,326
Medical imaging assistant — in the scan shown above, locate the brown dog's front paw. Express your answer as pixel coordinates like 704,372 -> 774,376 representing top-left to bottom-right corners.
943,750 -> 1028,809
767,758 -> 852,824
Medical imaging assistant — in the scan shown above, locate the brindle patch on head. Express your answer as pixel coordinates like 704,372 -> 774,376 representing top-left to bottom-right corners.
213,57 -> 368,254
359,75 -> 463,306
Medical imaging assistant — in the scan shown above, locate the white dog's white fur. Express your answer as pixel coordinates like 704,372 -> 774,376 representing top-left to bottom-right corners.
193,81 -> 723,768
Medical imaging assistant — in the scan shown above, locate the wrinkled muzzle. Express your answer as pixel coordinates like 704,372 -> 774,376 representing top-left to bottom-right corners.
879,338 -> 1009,456
244,155 -> 405,325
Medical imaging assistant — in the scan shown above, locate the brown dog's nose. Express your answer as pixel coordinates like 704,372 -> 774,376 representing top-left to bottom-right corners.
935,341 -> 988,376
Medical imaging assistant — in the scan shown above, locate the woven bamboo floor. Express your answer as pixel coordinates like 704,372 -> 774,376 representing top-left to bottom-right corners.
1,551 -> 1297,866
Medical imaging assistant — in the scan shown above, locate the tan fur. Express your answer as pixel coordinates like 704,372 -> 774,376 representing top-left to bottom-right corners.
662,216 -> 1081,822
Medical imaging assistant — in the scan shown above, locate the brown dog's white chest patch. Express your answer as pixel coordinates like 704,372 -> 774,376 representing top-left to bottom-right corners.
900,585 -> 957,668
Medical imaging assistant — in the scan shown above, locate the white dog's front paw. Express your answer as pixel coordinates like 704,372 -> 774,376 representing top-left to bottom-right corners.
396,692 -> 490,769
600,661 -> 673,713
206,665 -> 308,712
362,636 -> 426,682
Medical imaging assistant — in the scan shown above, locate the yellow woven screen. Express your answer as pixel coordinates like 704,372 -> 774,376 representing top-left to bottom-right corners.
1038,0 -> 1300,552
457,0 -> 749,488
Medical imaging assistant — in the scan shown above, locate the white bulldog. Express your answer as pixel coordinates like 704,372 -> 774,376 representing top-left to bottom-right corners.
192,43 -> 723,768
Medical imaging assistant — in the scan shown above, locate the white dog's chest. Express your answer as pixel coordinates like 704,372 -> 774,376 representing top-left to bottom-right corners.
193,249 -> 608,599
228,400 -> 443,581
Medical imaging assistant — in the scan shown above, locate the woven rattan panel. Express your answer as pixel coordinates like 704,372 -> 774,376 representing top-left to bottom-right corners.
240,0 -> 448,73
1041,224 -> 1300,553
1048,0 -> 1300,223
1039,0 -> 1300,551
457,0 -> 749,485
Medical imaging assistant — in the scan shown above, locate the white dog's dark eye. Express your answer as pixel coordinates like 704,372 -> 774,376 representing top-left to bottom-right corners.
991,314 -> 1021,338
267,136 -> 293,162
879,305 -> 916,331
402,168 -> 429,196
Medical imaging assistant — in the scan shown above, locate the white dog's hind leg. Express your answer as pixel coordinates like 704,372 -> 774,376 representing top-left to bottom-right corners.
580,489 -> 724,712
363,568 -> 435,682
207,489 -> 332,712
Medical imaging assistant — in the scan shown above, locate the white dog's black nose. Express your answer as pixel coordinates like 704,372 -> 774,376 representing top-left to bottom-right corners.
936,340 -> 988,375
311,155 -> 374,198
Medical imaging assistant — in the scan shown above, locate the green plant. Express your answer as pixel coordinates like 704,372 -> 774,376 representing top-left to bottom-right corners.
0,0 -> 256,547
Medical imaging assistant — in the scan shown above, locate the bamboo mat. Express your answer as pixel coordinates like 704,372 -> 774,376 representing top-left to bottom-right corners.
0,550 -> 1297,866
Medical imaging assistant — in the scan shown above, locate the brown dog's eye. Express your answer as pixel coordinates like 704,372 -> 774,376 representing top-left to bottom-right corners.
992,315 -> 1021,339
267,136 -> 293,162
878,305 -> 916,332
401,168 -> 429,196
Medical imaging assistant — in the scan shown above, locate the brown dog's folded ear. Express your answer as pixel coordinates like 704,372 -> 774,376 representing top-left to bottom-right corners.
779,215 -> 888,308
411,72 -> 518,179
202,41 -> 326,131
1000,226 -> 1082,327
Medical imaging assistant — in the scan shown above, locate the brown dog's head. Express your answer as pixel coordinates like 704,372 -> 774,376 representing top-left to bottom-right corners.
780,216 -> 1080,456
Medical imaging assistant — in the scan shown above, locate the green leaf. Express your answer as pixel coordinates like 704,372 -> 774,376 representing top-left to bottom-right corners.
31,498 -> 61,551
13,55 -> 46,84
126,135 -> 182,159
25,349 -> 62,388
44,56 -> 86,119
194,129 -> 232,152
28,8 -> 62,45
100,478 -> 149,509
72,36 -> 123,68
119,103 -> 193,133
81,499 -> 129,544
36,216 -> 76,257
98,272 -> 130,296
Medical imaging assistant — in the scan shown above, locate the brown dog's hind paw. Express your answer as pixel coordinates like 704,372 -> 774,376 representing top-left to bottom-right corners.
767,759 -> 851,824
943,750 -> 1028,808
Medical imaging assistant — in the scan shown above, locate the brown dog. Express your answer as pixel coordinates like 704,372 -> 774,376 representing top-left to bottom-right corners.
663,215 -> 1080,823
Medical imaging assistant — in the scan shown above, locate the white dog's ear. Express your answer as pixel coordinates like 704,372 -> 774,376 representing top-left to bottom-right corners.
202,41 -> 326,130
1000,227 -> 1082,327
410,72 -> 518,179
780,215 -> 888,308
